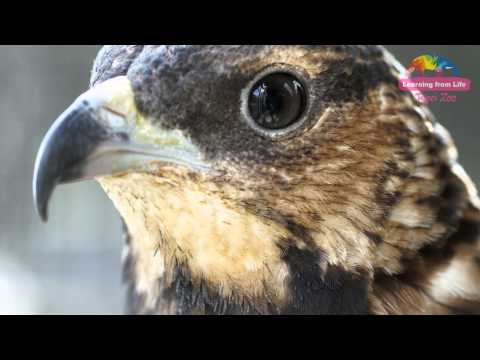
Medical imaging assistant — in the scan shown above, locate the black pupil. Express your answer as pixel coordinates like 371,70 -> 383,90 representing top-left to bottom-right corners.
248,73 -> 306,130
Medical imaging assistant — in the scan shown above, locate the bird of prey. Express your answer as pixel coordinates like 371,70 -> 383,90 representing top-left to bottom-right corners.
33,45 -> 480,315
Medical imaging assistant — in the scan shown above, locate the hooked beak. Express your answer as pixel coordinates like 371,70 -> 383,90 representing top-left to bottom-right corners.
33,76 -> 209,222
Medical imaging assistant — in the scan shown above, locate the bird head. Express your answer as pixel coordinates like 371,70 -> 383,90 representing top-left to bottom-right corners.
33,46 -> 435,313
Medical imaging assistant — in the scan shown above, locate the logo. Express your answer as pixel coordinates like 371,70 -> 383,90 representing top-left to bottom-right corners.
399,54 -> 471,104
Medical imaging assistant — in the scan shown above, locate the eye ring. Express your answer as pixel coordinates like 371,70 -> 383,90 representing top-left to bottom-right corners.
241,65 -> 313,140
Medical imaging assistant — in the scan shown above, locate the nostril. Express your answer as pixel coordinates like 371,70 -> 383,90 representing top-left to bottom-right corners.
104,106 -> 126,118
100,107 -> 128,129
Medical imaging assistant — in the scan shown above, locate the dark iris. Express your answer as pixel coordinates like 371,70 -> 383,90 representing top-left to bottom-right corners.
248,73 -> 306,130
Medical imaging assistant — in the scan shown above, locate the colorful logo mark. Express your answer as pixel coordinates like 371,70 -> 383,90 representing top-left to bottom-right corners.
407,54 -> 459,76
399,54 -> 471,104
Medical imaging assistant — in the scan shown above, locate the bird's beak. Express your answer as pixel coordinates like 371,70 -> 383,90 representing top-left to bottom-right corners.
33,76 -> 209,222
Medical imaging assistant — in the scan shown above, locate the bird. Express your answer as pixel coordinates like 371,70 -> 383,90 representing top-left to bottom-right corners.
33,45 -> 480,314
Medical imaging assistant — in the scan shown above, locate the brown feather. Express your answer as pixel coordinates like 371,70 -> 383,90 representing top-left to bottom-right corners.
90,45 -> 480,314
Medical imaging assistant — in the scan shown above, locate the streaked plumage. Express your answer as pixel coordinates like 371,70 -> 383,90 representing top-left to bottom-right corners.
34,45 -> 480,314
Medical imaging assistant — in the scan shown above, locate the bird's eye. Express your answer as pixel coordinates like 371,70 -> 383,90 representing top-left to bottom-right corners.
248,73 -> 307,130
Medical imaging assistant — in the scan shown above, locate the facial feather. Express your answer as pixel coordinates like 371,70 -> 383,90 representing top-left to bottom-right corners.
85,45 -> 480,314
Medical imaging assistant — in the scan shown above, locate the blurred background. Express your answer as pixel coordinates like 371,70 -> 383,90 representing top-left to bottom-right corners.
0,45 -> 478,314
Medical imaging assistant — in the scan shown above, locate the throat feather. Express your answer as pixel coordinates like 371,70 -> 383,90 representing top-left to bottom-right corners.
99,171 -> 371,314
98,172 -> 291,312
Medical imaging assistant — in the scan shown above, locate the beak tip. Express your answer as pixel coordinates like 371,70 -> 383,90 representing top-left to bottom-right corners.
36,201 -> 49,223
37,208 -> 49,223
33,168 -> 53,223
33,187 -> 49,223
